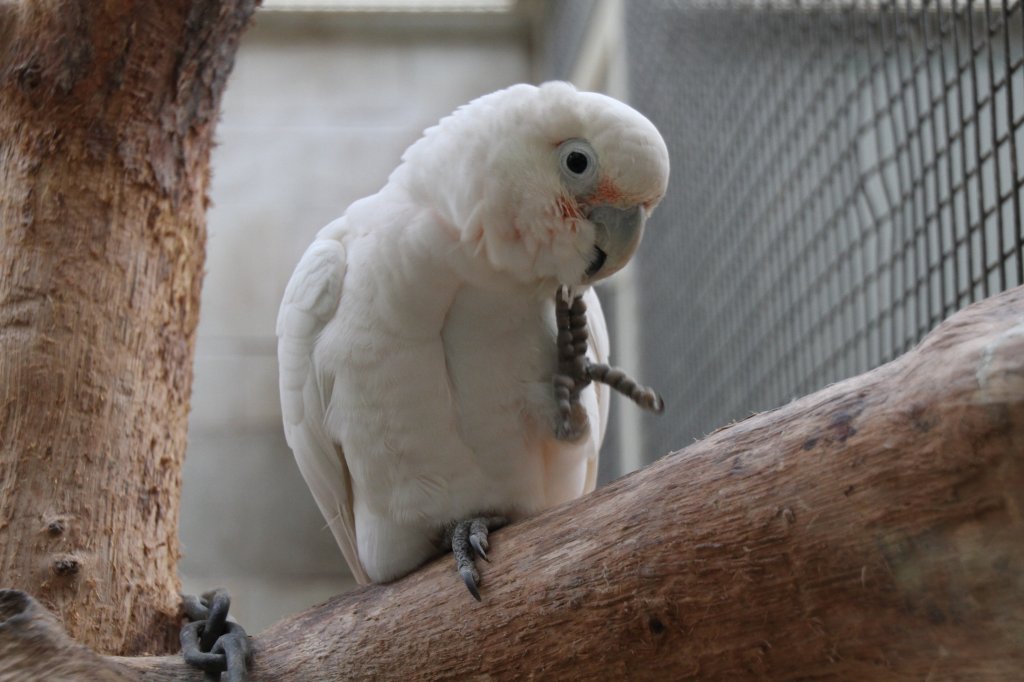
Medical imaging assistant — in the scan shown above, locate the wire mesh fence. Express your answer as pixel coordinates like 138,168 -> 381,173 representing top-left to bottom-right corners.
623,0 -> 1024,460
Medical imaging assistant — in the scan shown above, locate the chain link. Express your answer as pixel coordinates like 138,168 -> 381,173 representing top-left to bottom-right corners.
180,589 -> 252,682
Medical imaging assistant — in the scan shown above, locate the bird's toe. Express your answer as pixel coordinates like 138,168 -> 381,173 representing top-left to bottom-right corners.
446,516 -> 508,601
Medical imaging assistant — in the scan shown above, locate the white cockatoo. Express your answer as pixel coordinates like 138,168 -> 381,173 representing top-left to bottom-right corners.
278,82 -> 669,599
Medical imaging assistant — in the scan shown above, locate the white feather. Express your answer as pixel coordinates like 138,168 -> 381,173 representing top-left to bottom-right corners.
277,222 -> 371,584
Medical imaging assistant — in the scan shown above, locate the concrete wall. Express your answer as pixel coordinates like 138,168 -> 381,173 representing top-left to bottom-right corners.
179,9 -> 530,632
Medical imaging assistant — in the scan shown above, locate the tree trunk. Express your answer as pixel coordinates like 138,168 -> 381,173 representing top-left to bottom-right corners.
6,284 -> 1020,680
0,0 -> 255,655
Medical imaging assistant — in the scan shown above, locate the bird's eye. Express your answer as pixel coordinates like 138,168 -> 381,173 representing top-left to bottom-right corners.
566,151 -> 589,175
557,139 -> 598,189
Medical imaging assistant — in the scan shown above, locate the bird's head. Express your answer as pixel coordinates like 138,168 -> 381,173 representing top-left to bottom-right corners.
397,81 -> 669,288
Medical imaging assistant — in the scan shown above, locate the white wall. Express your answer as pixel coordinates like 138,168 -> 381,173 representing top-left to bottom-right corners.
179,9 -> 530,632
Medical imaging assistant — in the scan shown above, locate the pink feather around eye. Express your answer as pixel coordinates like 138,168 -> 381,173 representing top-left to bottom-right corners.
591,177 -> 624,204
557,194 -> 583,220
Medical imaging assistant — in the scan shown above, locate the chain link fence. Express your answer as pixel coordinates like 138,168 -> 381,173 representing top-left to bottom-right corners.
614,0 -> 1024,461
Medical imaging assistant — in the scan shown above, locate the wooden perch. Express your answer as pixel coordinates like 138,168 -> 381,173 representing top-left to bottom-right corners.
0,590 -> 133,681
4,286 -> 1023,680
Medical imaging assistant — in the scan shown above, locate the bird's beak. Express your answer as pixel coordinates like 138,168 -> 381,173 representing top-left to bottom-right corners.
584,204 -> 645,282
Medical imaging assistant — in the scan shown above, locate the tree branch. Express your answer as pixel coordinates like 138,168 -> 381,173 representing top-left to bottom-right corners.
0,591 -> 134,681
0,1 -> 21,77
7,286 -> 1024,679
0,2 -> 16,53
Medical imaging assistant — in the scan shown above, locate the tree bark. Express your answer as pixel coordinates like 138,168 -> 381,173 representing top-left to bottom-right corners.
0,0 -> 255,655
0,590 -> 134,681
6,285 -> 1021,680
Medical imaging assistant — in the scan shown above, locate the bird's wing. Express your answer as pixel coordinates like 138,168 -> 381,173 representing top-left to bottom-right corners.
583,286 -> 611,494
277,226 -> 371,585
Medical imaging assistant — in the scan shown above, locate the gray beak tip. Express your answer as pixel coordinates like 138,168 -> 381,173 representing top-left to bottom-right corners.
584,205 -> 645,281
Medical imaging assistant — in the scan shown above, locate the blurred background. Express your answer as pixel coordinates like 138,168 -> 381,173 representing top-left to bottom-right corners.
180,0 -> 1024,631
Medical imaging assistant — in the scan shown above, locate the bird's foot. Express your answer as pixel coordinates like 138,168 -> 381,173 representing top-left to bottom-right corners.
551,288 -> 665,438
588,363 -> 665,414
553,385 -> 591,441
553,289 -> 592,441
555,289 -> 591,381
442,516 -> 508,601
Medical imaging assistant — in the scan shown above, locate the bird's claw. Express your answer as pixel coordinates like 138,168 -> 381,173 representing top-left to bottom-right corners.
552,289 -> 665,437
446,516 -> 507,601
588,362 -> 665,414
469,529 -> 490,562
460,567 -> 481,602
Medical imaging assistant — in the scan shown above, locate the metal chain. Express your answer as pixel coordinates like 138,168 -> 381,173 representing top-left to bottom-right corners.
180,589 -> 252,682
